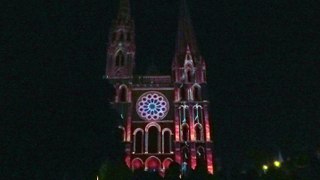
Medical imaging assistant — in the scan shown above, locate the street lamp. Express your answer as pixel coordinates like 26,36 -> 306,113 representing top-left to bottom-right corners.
274,160 -> 281,168
262,164 -> 268,173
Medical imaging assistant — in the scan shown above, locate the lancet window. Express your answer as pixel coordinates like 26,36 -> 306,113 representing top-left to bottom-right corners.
193,104 -> 203,123
194,123 -> 203,141
162,128 -> 173,153
181,123 -> 189,141
118,85 -> 128,102
133,128 -> 144,153
115,51 -> 125,66
192,84 -> 201,101
145,123 -> 161,153
179,104 -> 189,124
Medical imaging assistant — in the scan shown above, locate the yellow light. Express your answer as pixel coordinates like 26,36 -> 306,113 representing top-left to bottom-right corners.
274,160 -> 281,168
262,165 -> 268,171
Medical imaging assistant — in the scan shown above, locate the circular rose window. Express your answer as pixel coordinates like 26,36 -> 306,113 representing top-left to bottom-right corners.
136,91 -> 169,121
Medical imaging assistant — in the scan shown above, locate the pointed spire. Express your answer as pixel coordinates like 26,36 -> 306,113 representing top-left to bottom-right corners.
117,0 -> 131,21
176,0 -> 199,58
278,151 -> 284,162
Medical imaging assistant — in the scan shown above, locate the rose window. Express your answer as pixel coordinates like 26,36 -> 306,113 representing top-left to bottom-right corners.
136,91 -> 169,121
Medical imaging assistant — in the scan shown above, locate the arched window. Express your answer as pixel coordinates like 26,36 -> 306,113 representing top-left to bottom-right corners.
145,156 -> 161,171
193,85 -> 201,101
186,70 -> 192,82
134,129 -> 144,153
162,129 -> 172,153
118,85 -> 127,102
194,124 -> 203,141
162,158 -> 173,170
181,123 -> 189,141
148,126 -> 159,153
132,158 -> 144,170
196,146 -> 206,167
116,51 -> 125,66
182,146 -> 190,163
193,104 -> 203,124
186,54 -> 192,61
180,86 -> 185,101
145,122 -> 161,153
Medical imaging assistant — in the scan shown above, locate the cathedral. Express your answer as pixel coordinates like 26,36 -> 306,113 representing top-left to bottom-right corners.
105,0 -> 214,174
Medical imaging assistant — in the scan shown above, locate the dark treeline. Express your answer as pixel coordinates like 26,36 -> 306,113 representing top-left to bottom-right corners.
97,156 -> 320,180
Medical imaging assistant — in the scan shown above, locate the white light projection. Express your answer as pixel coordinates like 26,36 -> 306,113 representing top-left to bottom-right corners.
136,91 -> 169,121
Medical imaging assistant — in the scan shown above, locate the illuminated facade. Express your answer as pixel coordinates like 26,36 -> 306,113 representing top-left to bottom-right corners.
105,0 -> 214,174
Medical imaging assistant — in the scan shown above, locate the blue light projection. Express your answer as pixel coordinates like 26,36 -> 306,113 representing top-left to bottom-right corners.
136,91 -> 169,121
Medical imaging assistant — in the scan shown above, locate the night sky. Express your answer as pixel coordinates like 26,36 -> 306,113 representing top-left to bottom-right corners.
2,0 -> 320,179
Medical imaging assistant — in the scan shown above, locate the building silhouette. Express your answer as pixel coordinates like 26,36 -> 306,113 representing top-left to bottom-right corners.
105,0 -> 214,174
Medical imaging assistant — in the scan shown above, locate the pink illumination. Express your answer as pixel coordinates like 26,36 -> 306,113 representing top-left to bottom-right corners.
191,151 -> 196,169
175,124 -> 180,141
190,110 -> 195,141
132,158 -> 143,170
204,106 -> 211,141
175,150 -> 181,164
106,0 -> 215,174
146,156 -> 161,170
175,107 -> 180,141
125,155 -> 131,168
163,158 -> 173,169
206,152 -> 214,174
126,118 -> 131,141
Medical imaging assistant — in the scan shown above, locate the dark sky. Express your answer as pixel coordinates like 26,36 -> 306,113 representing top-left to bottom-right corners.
2,0 -> 320,179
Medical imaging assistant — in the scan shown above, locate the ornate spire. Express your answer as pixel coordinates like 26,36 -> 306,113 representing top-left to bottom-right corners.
175,0 -> 199,59
117,0 -> 131,21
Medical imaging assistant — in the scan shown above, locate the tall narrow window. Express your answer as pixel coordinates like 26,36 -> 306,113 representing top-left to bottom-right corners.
162,130 -> 172,153
120,54 -> 125,66
193,85 -> 201,101
197,147 -> 206,166
180,87 -> 185,101
181,124 -> 189,141
187,70 -> 192,82
193,104 -> 203,124
186,54 -> 192,60
134,131 -> 143,153
119,86 -> 127,102
148,126 -> 159,153
116,51 -> 124,66
195,124 -> 203,141
182,147 -> 190,163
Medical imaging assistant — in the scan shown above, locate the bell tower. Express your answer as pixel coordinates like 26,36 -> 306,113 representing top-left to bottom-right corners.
172,0 -> 213,174
106,0 -> 135,79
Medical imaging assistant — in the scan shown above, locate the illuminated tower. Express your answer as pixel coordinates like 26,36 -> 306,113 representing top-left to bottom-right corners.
171,0 -> 214,174
106,0 -> 135,79
105,0 -> 214,174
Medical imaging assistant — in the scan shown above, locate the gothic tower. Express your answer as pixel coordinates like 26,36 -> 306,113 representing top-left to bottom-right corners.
171,0 -> 213,174
105,0 -> 214,174
106,0 -> 135,80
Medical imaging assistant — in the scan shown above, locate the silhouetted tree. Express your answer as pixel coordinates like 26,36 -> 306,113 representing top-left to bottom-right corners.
164,162 -> 180,180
